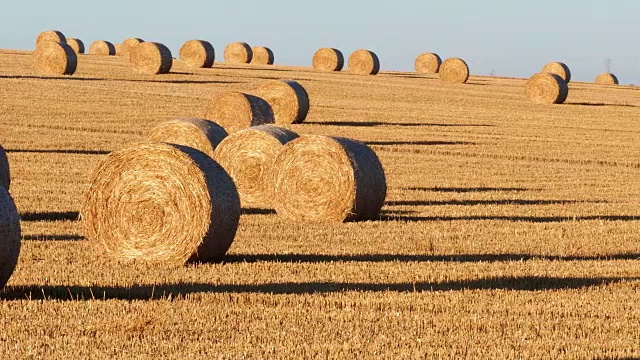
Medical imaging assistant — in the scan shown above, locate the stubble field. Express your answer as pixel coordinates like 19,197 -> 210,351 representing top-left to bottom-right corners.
1,49 -> 639,359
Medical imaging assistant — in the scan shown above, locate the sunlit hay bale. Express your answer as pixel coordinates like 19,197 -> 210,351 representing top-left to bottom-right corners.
255,80 -> 309,124
542,62 -> 571,83
250,46 -> 274,65
439,57 -> 469,84
35,30 -> 66,48
180,40 -> 215,69
224,42 -> 252,64
114,43 -> 123,56
415,52 -> 442,74
272,135 -> 387,222
348,49 -> 380,75
121,37 -> 144,57
213,125 -> 299,208
33,41 -> 77,76
204,92 -> 274,133
525,73 -> 568,105
129,42 -> 173,75
0,144 -> 9,190
66,38 -> 85,54
0,186 -> 20,290
595,73 -> 619,85
147,118 -> 228,159
312,48 -> 344,72
83,142 -> 240,264
89,40 -> 116,56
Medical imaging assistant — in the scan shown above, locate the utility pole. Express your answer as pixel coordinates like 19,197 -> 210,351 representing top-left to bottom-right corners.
605,58 -> 612,73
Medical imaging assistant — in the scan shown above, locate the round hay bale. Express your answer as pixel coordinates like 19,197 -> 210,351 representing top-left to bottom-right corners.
348,49 -> 380,75
35,30 -> 66,48
255,80 -> 309,124
415,53 -> 442,74
213,125 -> 299,208
272,135 -> 387,222
0,187 -> 20,290
312,48 -> 344,72
180,40 -> 215,69
0,144 -> 9,190
204,92 -> 274,133
250,46 -> 274,65
439,57 -> 469,84
147,118 -> 228,159
114,43 -> 123,56
224,42 -> 252,64
525,73 -> 568,105
89,40 -> 116,56
83,142 -> 240,264
33,41 -> 77,76
595,73 -> 619,85
121,38 -> 144,57
542,62 -> 571,83
129,42 -> 173,75
66,38 -> 85,54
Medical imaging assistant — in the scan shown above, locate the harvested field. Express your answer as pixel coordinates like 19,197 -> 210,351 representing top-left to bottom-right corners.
0,48 -> 640,358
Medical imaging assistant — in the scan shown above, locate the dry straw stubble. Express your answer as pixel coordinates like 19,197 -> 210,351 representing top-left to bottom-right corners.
255,80 -> 309,124
0,186 -> 21,290
525,73 -> 569,105
542,62 -> 571,83
180,40 -> 215,69
250,46 -> 274,65
415,53 -> 442,74
439,57 -> 469,84
272,135 -> 387,222
148,118 -> 228,159
213,125 -> 299,208
130,42 -> 173,75
33,41 -> 77,75
83,142 -> 240,264
35,30 -> 66,48
89,40 -> 116,56
0,144 -> 9,190
595,73 -> 619,85
224,42 -> 252,64
348,49 -> 380,75
66,38 -> 85,54
121,38 -> 144,57
204,92 -> 274,133
312,48 -> 344,72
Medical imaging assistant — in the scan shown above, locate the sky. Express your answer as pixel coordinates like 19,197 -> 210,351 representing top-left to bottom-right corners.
1,0 -> 639,83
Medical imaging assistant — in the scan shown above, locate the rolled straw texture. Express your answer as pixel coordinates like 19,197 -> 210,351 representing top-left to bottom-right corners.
204,92 -> 274,133
542,62 -> 571,83
180,40 -> 215,68
595,73 -> 619,85
439,57 -> 469,84
255,80 -> 309,124
312,48 -> 344,72
348,49 -> 380,75
415,53 -> 442,73
147,118 -> 228,159
66,38 -> 85,54
250,46 -> 274,65
33,41 -> 77,75
89,40 -> 115,56
525,73 -> 568,105
35,30 -> 66,48
224,42 -> 252,64
0,186 -> 21,290
120,38 -> 144,57
129,42 -> 173,75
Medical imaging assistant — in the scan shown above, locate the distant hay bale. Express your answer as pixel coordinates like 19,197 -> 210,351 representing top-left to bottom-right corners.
312,48 -> 344,72
415,53 -> 442,74
595,73 -> 619,85
213,125 -> 299,208
204,92 -> 274,133
0,144 -> 9,190
0,186 -> 21,290
250,46 -> 274,65
272,135 -> 387,222
89,40 -> 115,56
114,43 -> 123,56
224,42 -> 252,64
121,38 -> 144,57
255,80 -> 309,124
33,41 -> 77,76
348,49 -> 380,75
83,142 -> 240,264
439,57 -> 469,84
180,40 -> 215,68
525,73 -> 568,105
66,38 -> 85,54
542,62 -> 571,83
35,30 -> 66,48
147,118 -> 228,159
129,42 -> 173,75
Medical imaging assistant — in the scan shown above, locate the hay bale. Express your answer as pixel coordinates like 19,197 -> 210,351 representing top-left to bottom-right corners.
66,38 -> 85,54
595,73 -> 619,85
147,118 -> 228,159
272,135 -> 386,222
348,49 -> 380,75
35,30 -> 66,48
525,73 -> 568,105
0,187 -> 20,290
0,144 -> 9,190
114,43 -> 123,56
89,40 -> 115,56
224,42 -> 252,64
204,92 -> 274,133
83,142 -> 240,264
542,62 -> 571,83
439,57 -> 469,84
415,53 -> 442,74
129,42 -> 173,75
213,125 -> 299,208
121,38 -> 144,57
312,48 -> 344,72
255,80 -> 309,124
180,40 -> 215,68
33,41 -> 77,76
250,46 -> 274,65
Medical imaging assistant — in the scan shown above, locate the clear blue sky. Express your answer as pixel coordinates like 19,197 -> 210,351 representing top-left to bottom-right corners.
2,0 -> 639,83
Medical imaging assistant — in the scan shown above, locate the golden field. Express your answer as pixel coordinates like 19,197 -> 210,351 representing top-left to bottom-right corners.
1,48 -> 640,359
